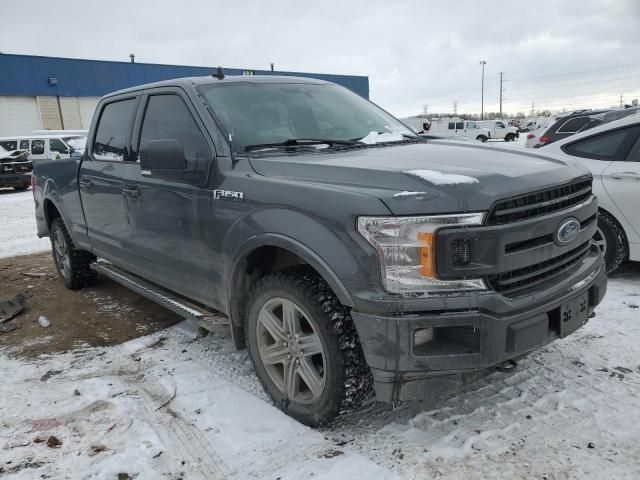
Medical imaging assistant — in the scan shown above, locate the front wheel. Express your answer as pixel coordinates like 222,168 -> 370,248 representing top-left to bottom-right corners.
593,211 -> 627,273
245,269 -> 372,426
50,218 -> 97,289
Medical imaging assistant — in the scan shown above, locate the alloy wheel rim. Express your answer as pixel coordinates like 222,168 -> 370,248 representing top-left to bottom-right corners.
256,297 -> 326,404
53,229 -> 70,279
593,227 -> 607,256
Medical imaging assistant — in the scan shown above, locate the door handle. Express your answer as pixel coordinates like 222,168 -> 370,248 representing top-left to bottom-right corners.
121,185 -> 140,198
79,176 -> 93,188
611,171 -> 640,180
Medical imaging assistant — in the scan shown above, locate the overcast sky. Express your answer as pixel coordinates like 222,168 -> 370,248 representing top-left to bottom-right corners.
2,0 -> 640,117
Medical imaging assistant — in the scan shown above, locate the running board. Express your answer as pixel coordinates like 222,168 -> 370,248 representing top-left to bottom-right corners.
90,260 -> 229,331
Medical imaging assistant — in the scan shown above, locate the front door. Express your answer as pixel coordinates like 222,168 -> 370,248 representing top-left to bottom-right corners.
79,97 -> 139,262
123,92 -> 218,304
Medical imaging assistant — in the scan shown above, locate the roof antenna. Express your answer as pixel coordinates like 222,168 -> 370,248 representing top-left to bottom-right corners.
212,66 -> 225,80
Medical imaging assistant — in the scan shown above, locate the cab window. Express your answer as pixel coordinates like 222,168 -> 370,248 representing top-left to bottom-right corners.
139,94 -> 210,161
19,140 -> 29,150
93,98 -> 138,162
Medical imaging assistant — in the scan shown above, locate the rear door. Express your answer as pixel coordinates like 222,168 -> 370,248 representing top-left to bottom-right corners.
122,90 -> 217,302
79,96 -> 139,262
601,128 -> 640,238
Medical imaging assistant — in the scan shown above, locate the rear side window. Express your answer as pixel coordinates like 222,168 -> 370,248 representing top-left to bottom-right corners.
31,140 -> 45,155
139,95 -> 210,161
625,136 -> 640,162
456,122 -> 464,129
93,98 -> 137,161
19,140 -> 29,150
564,129 -> 631,160
448,122 -> 455,130
0,140 -> 17,151
557,117 -> 590,134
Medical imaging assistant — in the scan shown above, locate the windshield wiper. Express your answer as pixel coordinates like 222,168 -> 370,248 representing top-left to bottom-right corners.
244,138 -> 357,152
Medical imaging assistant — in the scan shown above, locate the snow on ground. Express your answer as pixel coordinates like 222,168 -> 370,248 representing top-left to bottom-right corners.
0,189 -> 49,258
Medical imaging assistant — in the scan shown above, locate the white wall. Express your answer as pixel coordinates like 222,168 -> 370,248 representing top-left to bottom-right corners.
0,96 -> 42,136
0,96 -> 99,136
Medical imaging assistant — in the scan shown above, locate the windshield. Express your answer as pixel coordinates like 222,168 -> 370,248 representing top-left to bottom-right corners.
63,136 -> 87,152
198,82 -> 415,152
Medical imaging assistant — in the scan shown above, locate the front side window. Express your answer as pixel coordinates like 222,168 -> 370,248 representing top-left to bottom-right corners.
198,82 -> 414,152
139,95 -> 211,161
564,129 -> 631,160
467,122 -> 476,129
31,140 -> 45,155
49,138 -> 68,154
496,122 -> 505,128
19,140 -> 29,150
93,98 -> 137,161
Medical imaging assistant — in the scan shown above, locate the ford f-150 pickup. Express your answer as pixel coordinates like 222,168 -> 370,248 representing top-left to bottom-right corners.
32,73 -> 607,426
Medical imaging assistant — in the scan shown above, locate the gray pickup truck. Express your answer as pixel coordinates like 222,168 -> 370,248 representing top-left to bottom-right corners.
33,74 -> 607,426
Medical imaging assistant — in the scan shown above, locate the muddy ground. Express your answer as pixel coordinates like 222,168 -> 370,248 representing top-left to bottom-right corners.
0,252 -> 181,358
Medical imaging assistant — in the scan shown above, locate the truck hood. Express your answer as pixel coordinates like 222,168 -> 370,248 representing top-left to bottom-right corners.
247,142 -> 591,215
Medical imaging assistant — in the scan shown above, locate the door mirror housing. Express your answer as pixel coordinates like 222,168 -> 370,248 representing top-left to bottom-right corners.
139,139 -> 187,173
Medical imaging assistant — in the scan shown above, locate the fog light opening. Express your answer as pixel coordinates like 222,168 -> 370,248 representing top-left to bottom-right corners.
413,325 -> 481,356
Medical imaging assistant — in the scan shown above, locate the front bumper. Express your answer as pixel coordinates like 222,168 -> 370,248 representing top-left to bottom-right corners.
0,172 -> 31,188
351,246 -> 607,402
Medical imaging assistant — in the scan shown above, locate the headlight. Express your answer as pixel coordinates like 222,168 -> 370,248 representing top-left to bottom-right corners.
358,213 -> 486,294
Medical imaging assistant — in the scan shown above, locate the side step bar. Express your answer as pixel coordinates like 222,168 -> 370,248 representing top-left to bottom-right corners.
91,260 -> 229,331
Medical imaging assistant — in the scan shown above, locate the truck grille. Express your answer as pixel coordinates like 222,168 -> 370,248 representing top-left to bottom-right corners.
487,179 -> 592,225
486,241 -> 591,295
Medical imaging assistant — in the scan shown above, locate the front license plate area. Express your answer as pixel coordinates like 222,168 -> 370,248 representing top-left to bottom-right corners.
559,292 -> 589,338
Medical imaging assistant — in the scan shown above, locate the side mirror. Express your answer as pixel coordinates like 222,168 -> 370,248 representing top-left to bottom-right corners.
140,139 -> 187,174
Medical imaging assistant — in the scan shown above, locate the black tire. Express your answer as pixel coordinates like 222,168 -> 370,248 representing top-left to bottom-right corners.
13,184 -> 30,191
505,133 -> 515,142
594,210 -> 627,274
50,218 -> 97,289
245,268 -> 372,426
476,135 -> 488,142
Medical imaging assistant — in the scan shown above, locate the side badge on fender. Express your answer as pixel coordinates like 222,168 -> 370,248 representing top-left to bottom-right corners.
214,189 -> 244,202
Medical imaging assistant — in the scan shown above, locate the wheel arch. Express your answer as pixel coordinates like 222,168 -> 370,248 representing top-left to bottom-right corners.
598,205 -> 630,250
228,234 -> 355,349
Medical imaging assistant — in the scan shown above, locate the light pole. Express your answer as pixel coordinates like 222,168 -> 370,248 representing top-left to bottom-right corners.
479,61 -> 487,120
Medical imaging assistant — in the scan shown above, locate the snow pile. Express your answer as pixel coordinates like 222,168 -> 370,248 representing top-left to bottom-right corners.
392,191 -> 428,198
0,325 -> 394,479
0,189 -> 49,258
406,169 -> 479,185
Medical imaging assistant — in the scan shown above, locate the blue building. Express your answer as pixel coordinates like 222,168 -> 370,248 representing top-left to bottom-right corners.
0,53 -> 369,136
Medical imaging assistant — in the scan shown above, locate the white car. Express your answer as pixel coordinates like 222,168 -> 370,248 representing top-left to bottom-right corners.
477,120 -> 519,141
543,113 -> 640,272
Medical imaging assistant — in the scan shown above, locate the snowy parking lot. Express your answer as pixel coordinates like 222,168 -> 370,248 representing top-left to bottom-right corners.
1,180 -> 640,479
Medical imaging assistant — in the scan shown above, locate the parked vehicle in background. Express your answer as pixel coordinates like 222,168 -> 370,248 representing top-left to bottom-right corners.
477,120 -> 519,141
543,113 -> 640,272
0,145 -> 32,190
33,74 -> 606,425
0,134 -> 87,162
534,107 -> 640,148
400,115 -> 432,133
426,117 -> 492,141
520,116 -> 551,133
525,117 -> 555,148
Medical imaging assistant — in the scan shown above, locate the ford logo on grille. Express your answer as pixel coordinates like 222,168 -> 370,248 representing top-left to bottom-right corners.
556,218 -> 581,245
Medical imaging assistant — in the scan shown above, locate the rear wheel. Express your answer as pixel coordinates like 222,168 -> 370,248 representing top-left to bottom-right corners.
476,135 -> 488,142
50,218 -> 97,289
594,211 -> 627,274
13,184 -> 30,191
505,133 -> 516,142
245,268 -> 372,426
